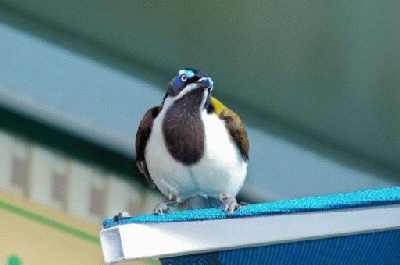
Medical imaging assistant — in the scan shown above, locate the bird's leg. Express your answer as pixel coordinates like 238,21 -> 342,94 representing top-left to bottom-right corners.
154,193 -> 181,215
219,193 -> 240,213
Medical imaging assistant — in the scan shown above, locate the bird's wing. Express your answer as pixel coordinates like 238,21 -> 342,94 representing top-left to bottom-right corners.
210,97 -> 249,160
135,106 -> 161,188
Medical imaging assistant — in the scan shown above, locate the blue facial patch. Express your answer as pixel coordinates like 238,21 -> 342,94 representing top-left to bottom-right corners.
172,77 -> 183,90
178,69 -> 195,78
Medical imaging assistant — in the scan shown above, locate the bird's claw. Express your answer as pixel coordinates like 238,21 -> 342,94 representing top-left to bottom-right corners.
154,201 -> 172,215
154,197 -> 181,215
113,211 -> 130,222
219,194 -> 240,213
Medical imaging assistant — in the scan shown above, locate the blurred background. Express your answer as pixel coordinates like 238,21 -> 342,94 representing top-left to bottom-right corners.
0,1 -> 399,264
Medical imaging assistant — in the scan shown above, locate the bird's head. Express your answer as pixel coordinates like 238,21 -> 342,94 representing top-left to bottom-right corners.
165,68 -> 214,101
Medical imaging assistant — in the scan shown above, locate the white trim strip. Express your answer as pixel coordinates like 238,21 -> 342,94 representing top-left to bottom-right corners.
101,204 -> 400,263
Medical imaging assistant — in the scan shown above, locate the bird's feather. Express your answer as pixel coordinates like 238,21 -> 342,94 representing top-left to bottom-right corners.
209,97 -> 249,160
135,106 -> 160,188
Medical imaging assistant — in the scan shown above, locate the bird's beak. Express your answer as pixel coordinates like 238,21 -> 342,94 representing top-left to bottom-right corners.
197,77 -> 214,92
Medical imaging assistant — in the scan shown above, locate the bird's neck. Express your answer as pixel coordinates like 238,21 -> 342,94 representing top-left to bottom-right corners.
162,89 -> 206,165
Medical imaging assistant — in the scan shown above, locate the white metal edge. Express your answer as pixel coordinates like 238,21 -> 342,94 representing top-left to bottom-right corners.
100,204 -> 400,263
100,227 -> 124,264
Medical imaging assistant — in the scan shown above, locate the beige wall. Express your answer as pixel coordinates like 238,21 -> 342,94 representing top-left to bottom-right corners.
0,191 -> 158,265
0,129 -> 161,223
0,130 -> 160,264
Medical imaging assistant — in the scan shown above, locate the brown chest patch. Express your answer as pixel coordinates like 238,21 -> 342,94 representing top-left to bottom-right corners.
162,89 -> 205,165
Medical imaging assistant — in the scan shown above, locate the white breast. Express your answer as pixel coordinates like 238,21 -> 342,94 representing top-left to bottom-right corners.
192,111 -> 247,197
145,102 -> 247,200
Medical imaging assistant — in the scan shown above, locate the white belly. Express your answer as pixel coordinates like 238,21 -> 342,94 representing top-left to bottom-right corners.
145,109 -> 247,200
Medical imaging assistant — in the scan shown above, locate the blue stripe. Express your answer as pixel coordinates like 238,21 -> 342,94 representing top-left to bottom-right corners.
103,186 -> 400,228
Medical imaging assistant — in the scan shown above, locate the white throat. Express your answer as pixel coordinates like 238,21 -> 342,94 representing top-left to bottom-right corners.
163,86 -> 210,113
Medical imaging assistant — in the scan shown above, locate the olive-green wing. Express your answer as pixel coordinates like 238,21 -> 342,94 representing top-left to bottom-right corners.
135,106 -> 161,187
210,97 -> 249,161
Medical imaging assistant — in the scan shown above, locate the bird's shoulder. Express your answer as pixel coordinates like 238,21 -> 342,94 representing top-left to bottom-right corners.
208,97 -> 249,160
135,105 -> 161,186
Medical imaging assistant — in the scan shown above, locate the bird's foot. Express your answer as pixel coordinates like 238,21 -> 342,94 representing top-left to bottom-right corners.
154,201 -> 172,214
113,211 -> 130,222
219,194 -> 240,213
154,195 -> 181,215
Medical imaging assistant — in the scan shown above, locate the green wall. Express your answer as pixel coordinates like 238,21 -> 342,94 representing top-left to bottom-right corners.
1,0 -> 399,173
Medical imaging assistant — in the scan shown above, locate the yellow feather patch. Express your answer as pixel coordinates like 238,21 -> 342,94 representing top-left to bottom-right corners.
210,97 -> 227,115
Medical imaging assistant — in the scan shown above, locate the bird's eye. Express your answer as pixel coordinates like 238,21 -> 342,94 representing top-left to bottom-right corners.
180,74 -> 187,82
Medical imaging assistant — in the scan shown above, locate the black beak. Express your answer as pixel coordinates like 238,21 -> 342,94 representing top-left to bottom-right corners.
197,76 -> 214,91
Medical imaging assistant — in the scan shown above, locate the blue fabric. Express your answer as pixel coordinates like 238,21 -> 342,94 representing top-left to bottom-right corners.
103,187 -> 400,228
160,229 -> 400,265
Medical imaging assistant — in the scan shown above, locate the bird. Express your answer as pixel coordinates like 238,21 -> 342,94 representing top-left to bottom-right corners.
135,68 -> 249,213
